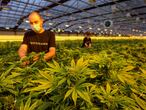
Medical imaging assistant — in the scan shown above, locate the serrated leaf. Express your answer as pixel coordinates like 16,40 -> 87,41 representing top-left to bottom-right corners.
45,86 -> 56,95
122,65 -> 134,72
76,57 -> 88,67
90,72 -> 97,78
3,78 -> 14,84
72,89 -> 77,106
117,74 -> 125,83
106,83 -> 111,94
29,100 -> 41,110
139,68 -> 146,74
71,59 -> 75,67
91,107 -> 100,110
83,91 -> 92,105
111,88 -> 118,95
100,86 -> 106,95
76,57 -> 84,67
64,88 -> 73,100
90,85 -> 96,92
47,63 -> 56,69
31,80 -> 49,85
47,61 -> 63,73
20,100 -> 24,110
133,94 -> 146,109
67,79 -> 71,86
24,97 -> 31,110
130,106 -> 141,110
80,83 -> 94,89
144,85 -> 146,91
39,71 -> 52,81
77,90 -> 87,101
6,88 -> 18,96
23,84 -> 51,93
0,64 -> 16,79
57,77 -> 66,86
37,102 -> 50,110
95,94 -> 103,100
123,74 -> 135,85
7,72 -> 21,79
131,88 -> 139,94
53,60 -> 61,68
77,90 -> 92,105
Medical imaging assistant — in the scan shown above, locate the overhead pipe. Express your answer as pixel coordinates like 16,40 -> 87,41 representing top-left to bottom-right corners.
52,5 -> 146,28
13,0 -> 69,30
45,0 -> 130,22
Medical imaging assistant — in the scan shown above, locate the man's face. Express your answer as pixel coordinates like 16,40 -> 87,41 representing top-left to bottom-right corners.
28,13 -> 44,33
85,35 -> 90,38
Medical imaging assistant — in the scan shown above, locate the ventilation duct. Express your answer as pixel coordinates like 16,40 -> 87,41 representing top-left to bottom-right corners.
104,20 -> 113,28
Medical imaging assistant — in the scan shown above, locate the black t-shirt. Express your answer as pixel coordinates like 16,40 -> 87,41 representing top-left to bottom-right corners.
82,37 -> 91,47
22,30 -> 56,53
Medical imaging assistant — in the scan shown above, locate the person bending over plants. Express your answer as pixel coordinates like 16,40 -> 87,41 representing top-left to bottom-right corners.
82,32 -> 92,48
18,11 -> 56,66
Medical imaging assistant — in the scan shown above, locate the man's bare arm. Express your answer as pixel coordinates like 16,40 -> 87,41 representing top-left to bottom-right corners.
18,44 -> 28,59
44,47 -> 56,61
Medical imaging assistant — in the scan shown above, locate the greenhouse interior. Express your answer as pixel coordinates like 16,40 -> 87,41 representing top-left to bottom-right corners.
0,0 -> 146,110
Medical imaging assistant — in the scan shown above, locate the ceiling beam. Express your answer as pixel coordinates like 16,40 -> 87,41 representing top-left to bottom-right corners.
52,5 -> 146,28
45,0 -> 130,22
13,0 -> 69,30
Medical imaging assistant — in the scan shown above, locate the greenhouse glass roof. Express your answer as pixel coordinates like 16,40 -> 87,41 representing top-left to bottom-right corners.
0,0 -> 146,35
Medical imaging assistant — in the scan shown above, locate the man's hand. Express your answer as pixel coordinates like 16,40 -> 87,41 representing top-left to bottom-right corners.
18,44 -> 28,59
20,56 -> 30,67
85,43 -> 87,46
43,47 -> 56,61
22,60 -> 30,66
